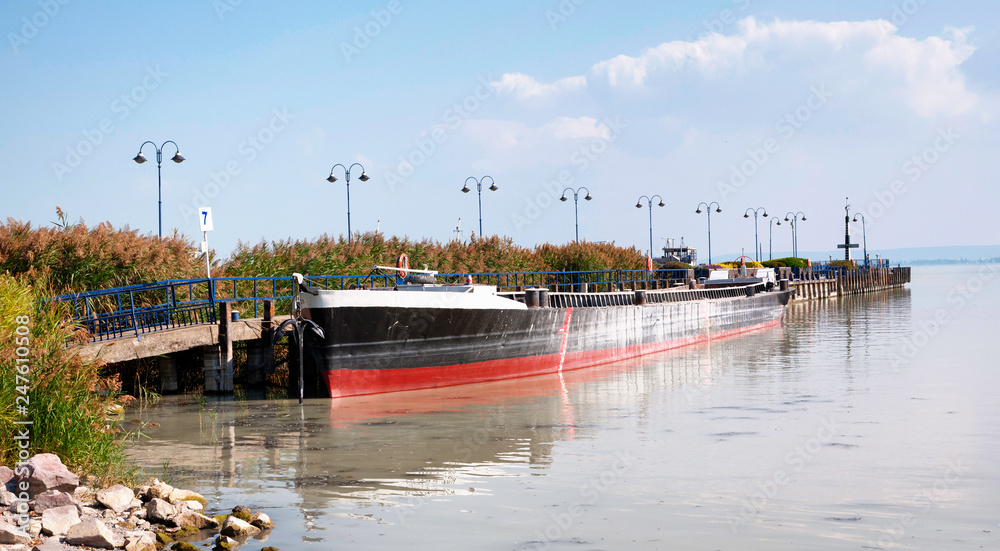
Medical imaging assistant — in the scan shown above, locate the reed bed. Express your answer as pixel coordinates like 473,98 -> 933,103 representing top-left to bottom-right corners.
224,233 -> 646,277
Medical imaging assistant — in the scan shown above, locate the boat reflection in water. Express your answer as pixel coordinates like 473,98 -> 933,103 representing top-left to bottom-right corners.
128,321 -> 785,537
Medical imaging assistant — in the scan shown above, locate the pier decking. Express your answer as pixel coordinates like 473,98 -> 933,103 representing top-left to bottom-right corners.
789,266 -> 910,301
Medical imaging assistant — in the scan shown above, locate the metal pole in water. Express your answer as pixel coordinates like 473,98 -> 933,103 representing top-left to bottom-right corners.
297,324 -> 304,405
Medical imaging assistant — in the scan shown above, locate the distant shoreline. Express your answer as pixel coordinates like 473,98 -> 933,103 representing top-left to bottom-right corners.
905,258 -> 1000,266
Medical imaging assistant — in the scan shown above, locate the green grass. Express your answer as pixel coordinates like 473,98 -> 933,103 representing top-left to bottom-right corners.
0,274 -> 137,484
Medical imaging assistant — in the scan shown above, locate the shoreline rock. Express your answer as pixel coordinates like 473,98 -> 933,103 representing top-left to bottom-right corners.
0,455 -> 276,551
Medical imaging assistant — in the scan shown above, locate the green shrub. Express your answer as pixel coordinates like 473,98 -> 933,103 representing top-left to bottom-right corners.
763,257 -> 808,268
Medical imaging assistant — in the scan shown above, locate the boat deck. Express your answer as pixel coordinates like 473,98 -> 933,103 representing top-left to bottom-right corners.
499,282 -> 770,309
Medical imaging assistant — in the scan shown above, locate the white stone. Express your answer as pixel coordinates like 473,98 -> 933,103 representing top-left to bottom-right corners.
30,491 -> 75,513
219,515 -> 260,538
123,530 -> 157,551
169,510 -> 218,529
41,505 -> 79,536
64,519 -> 116,549
144,498 -> 175,524
215,534 -> 238,546
32,536 -> 65,551
27,519 -> 41,538
175,499 -> 204,513
0,521 -> 32,545
249,511 -> 273,529
96,485 -> 135,513
166,488 -> 205,504
146,481 -> 174,501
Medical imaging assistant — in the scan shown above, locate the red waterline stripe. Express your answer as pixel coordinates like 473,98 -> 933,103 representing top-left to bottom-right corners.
325,315 -> 782,398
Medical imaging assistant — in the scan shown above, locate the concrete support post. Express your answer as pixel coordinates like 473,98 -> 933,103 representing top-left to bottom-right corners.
158,355 -> 178,394
246,341 -> 267,386
207,302 -> 234,393
203,345 -> 232,393
262,299 -> 275,375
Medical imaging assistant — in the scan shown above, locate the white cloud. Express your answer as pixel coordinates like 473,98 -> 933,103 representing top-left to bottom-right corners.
496,17 -> 978,118
863,25 -> 977,117
454,116 -> 613,170
459,116 -> 609,146
490,72 -> 587,101
543,116 -> 610,139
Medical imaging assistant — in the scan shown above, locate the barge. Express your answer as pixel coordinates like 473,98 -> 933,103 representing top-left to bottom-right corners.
295,269 -> 793,398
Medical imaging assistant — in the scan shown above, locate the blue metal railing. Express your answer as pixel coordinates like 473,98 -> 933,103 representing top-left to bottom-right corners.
49,269 -> 694,343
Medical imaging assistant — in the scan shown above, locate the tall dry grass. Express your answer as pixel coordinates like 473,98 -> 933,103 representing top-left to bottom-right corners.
0,209 -> 203,296
2,212 -> 648,290
223,233 -> 646,277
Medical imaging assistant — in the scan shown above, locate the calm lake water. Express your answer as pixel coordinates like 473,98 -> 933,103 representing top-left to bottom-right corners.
127,265 -> 1000,550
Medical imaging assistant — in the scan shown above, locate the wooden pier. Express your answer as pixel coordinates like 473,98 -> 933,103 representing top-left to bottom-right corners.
67,267 -> 911,395
75,300 -> 290,394
790,266 -> 910,301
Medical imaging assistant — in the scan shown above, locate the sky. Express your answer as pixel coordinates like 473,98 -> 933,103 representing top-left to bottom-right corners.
2,0 -> 999,263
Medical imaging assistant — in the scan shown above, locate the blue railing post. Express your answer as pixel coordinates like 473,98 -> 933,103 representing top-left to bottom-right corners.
128,290 -> 140,340
209,278 -> 217,323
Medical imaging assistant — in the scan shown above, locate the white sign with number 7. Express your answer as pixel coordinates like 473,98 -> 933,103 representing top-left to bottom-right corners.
198,207 -> 214,232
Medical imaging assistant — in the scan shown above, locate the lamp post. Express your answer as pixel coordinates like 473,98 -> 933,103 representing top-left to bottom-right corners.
852,213 -> 868,267
635,195 -> 665,257
133,140 -> 184,239
783,211 -> 806,258
560,187 -> 592,242
461,176 -> 497,238
743,207 -> 768,262
695,201 -> 722,264
769,217 -> 782,260
326,163 -> 369,244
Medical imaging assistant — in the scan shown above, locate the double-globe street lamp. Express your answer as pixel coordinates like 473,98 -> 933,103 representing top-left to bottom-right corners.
769,217 -> 782,260
560,187 -> 592,243
743,207 -> 768,262
133,140 -> 185,239
635,195 -> 665,258
695,201 -> 722,265
462,176 -> 498,238
852,213 -> 868,267
326,163 -> 369,244
784,211 -> 807,258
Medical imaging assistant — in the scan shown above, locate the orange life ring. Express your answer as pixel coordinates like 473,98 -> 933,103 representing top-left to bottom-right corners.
646,256 -> 654,273
396,253 -> 409,278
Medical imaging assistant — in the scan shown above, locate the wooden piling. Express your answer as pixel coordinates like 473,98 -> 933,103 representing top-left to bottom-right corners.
158,355 -> 178,394
262,299 -> 275,375
206,302 -> 235,393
